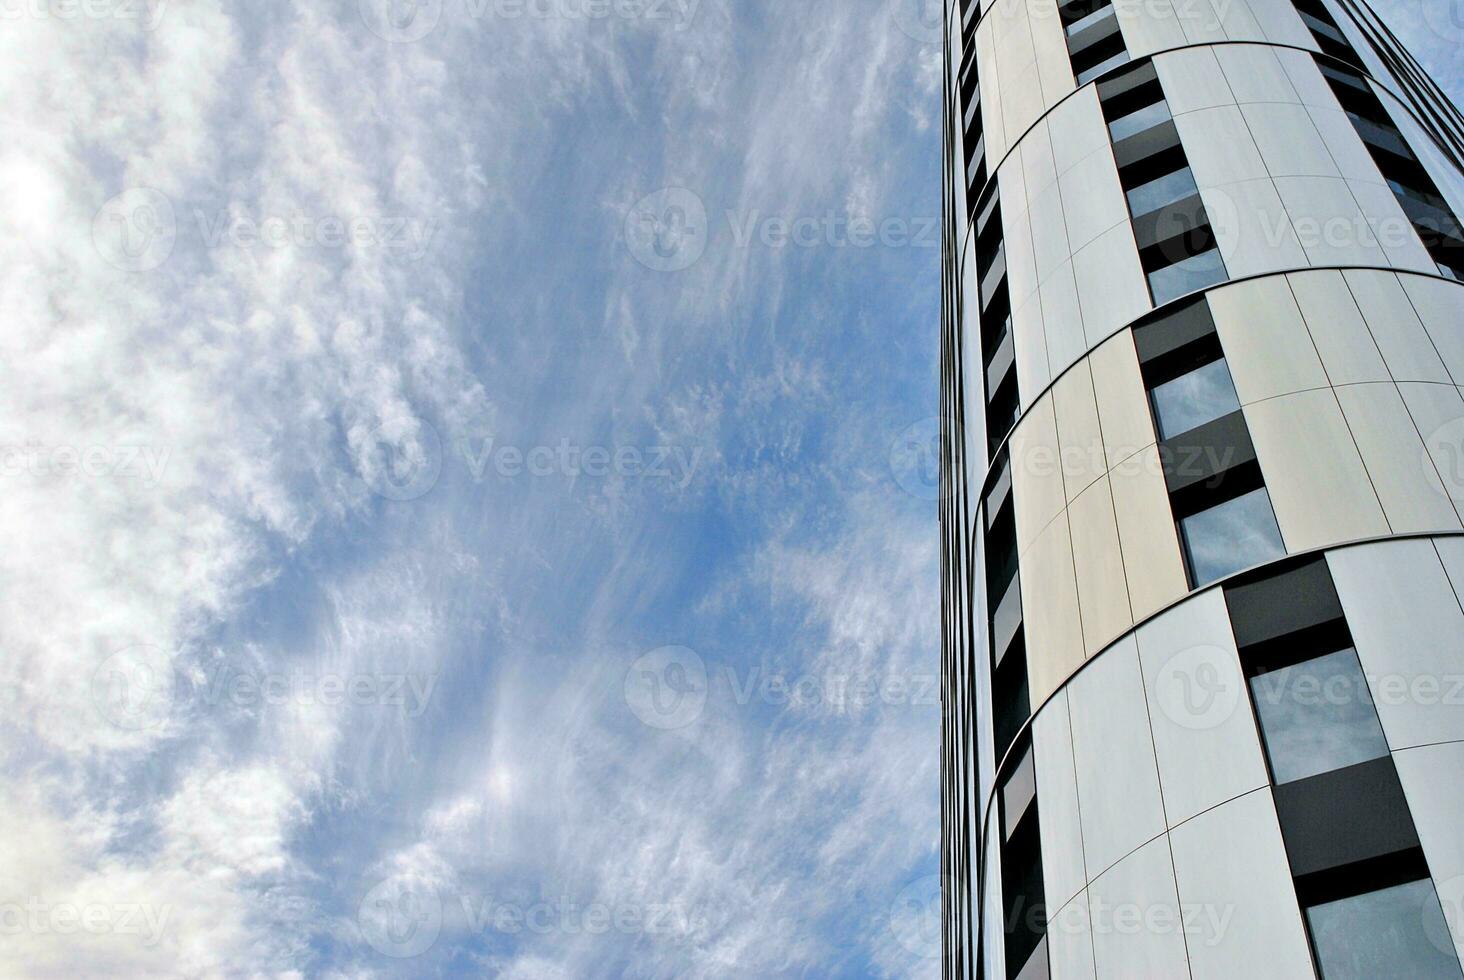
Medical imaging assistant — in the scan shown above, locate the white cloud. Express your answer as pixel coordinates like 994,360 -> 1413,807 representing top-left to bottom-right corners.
1,1 -> 946,976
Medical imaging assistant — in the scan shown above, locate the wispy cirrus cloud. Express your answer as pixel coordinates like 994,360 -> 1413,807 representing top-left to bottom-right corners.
0,0 -> 947,976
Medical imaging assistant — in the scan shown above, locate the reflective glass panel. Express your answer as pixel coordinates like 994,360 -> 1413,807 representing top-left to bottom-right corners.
1149,248 -> 1227,305
1127,168 -> 1199,219
1149,357 -> 1241,440
1180,487 -> 1285,586
1109,100 -> 1172,142
1076,51 -> 1131,87
1249,648 -> 1391,784
1307,879 -> 1464,980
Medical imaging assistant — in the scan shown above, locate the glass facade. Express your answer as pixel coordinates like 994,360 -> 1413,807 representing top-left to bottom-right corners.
1307,880 -> 1464,980
1149,356 -> 1240,440
1179,486 -> 1285,586
1249,648 -> 1391,783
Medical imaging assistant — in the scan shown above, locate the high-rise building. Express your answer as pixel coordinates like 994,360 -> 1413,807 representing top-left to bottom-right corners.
938,0 -> 1464,976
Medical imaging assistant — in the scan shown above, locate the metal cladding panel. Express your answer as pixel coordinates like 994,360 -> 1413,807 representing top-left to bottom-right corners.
1033,689 -> 1088,915
1136,588 -> 1269,827
1068,636 -> 1167,880
1394,741 -> 1464,966
1169,789 -> 1318,980
1288,270 -> 1390,386
1329,538 -> 1464,750
1086,836 -> 1190,978
1209,276 -> 1329,405
1244,387 -> 1389,551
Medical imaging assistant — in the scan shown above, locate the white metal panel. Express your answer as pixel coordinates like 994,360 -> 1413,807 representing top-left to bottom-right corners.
1169,789 -> 1318,980
1001,140 -> 1032,224
1034,690 -> 1089,914
1346,270 -> 1453,384
1072,222 -> 1149,351
1087,836 -> 1190,978
1335,382 -> 1461,534
1111,445 -> 1189,621
1041,261 -> 1090,379
1023,509 -> 1087,708
1030,182 -> 1073,285
1069,476 -> 1134,654
1006,193 -> 1041,308
1246,0 -> 1318,49
1059,147 -> 1129,255
1068,635 -> 1168,879
1012,392 -> 1068,555
1113,0 -> 1188,58
1212,0 -> 1262,39
1136,589 -> 1269,828
1005,61 -> 1048,152
1240,102 -> 1338,178
1394,742 -> 1464,968
1400,274 -> 1464,385
1329,538 -> 1464,750
1435,536 -> 1464,606
1216,44 -> 1298,105
1048,892 -> 1098,980
1276,45 -> 1336,107
1014,290 -> 1055,401
977,19 -> 1008,165
1202,179 -> 1309,278
1348,179 -> 1439,275
1022,116 -> 1060,201
1088,330 -> 1157,473
1179,0 -> 1230,43
1245,387 -> 1389,552
1031,0 -> 1076,109
1049,86 -> 1111,176
1399,381 -> 1464,512
1154,46 -> 1235,116
1175,105 -> 1269,189
1288,270 -> 1390,385
1308,105 -> 1384,184
1209,276 -> 1329,405
1274,175 -> 1389,267
1054,361 -> 1107,502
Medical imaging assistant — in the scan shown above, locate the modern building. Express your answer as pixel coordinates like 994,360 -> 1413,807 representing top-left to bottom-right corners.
938,0 -> 1464,977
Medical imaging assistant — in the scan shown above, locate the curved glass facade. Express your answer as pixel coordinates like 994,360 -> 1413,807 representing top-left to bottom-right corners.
939,0 -> 1464,977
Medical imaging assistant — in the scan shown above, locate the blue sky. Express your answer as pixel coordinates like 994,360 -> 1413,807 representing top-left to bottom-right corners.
1,1 -> 1459,977
1,1 -> 945,976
